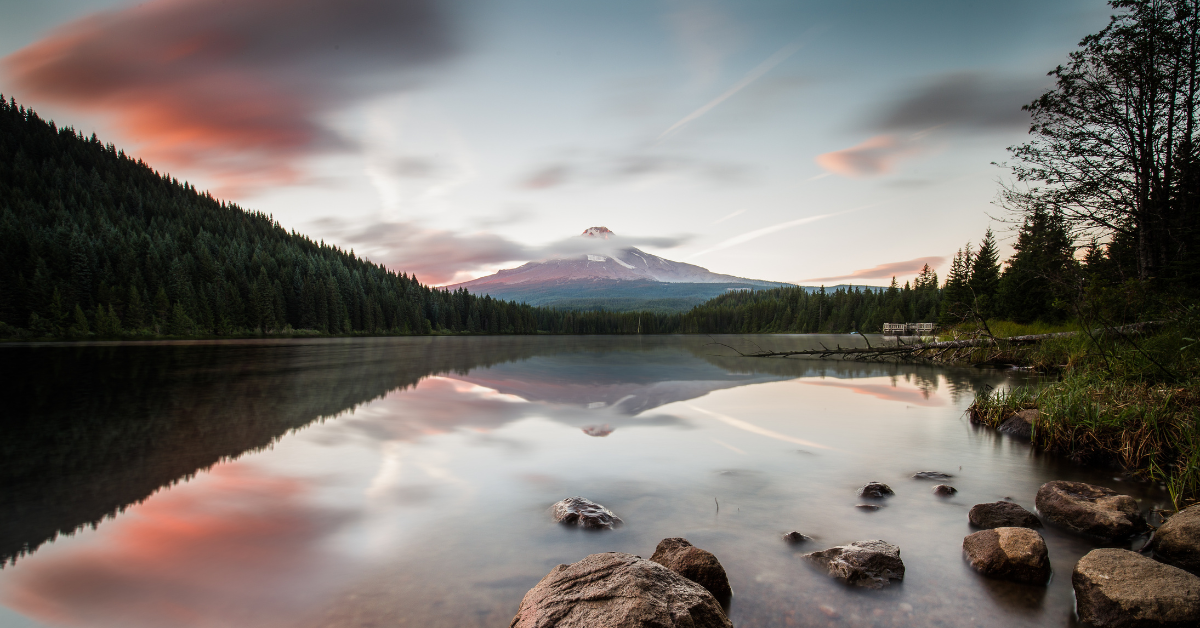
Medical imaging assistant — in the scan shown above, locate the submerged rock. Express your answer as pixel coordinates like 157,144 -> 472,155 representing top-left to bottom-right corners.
783,531 -> 813,545
550,497 -> 623,530
912,471 -> 953,481
933,484 -> 957,496
998,409 -> 1038,439
855,504 -> 882,511
509,552 -> 733,628
969,501 -> 1042,529
650,538 -> 732,602
804,540 -> 905,588
857,482 -> 895,499
1073,548 -> 1200,627
1035,481 -> 1146,542
963,527 -> 1051,585
1150,503 -> 1200,576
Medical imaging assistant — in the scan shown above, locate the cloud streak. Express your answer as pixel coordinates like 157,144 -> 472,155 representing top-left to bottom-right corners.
3,0 -> 456,194
658,37 -> 807,141
803,255 -> 945,283
688,205 -> 870,259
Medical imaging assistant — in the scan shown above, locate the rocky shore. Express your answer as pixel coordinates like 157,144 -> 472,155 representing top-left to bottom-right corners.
512,482 -> 1200,627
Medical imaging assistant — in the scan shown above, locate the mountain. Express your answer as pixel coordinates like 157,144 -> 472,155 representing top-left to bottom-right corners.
450,226 -> 792,311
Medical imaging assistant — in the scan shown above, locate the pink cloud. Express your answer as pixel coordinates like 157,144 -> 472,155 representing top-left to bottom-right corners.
804,255 -> 945,283
814,135 -> 919,178
3,0 -> 454,195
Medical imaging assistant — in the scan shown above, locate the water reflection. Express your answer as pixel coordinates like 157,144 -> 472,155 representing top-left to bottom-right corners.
0,336 -> 1171,628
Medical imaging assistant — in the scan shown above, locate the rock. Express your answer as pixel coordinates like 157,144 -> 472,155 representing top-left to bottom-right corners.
857,482 -> 895,498
803,540 -> 905,588
998,409 -> 1038,439
550,497 -> 623,530
969,501 -> 1042,529
912,471 -> 953,481
933,484 -> 957,496
510,552 -> 732,628
855,503 -> 882,511
962,527 -> 1051,585
1035,481 -> 1146,542
1073,548 -> 1200,627
1151,503 -> 1200,576
650,538 -> 732,601
783,531 -> 812,545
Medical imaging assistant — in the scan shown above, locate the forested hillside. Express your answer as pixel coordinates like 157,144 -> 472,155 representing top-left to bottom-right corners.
0,97 -> 548,337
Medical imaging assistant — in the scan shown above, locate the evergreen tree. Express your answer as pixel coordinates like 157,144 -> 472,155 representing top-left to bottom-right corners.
997,208 -> 1077,323
968,228 -> 1002,317
940,244 -> 973,324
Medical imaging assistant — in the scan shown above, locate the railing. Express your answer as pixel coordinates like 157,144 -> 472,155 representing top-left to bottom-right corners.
882,322 -> 937,334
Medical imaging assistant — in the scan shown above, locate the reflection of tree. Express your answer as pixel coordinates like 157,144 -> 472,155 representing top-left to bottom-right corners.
0,337 -> 553,565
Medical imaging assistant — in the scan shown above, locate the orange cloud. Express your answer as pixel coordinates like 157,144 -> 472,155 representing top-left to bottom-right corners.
3,0 -> 454,195
814,135 -> 919,178
804,255 -> 945,283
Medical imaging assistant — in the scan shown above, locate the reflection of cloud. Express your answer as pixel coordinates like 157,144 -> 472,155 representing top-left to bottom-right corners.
314,219 -> 689,285
3,0 -> 456,195
815,135 -> 919,178
804,256 -> 945,282
1,465 -> 354,628
874,72 -> 1041,133
802,381 -> 943,407
686,405 -> 832,449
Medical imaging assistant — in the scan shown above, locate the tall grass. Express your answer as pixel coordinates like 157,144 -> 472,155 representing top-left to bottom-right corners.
968,310 -> 1200,510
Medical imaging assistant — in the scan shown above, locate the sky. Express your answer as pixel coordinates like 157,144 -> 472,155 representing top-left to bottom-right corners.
0,0 -> 1113,286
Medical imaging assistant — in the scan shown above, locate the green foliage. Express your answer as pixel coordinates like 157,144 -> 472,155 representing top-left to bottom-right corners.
997,208 -> 1077,323
968,229 -> 1002,317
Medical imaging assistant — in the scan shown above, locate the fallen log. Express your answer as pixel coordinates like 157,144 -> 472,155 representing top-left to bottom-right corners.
710,323 -> 1162,363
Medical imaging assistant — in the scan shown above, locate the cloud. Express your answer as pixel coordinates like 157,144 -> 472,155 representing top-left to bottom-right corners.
688,205 -> 870,259
873,72 -> 1042,133
658,38 -> 807,141
518,152 -> 746,190
314,219 -> 689,285
802,255 -> 945,283
3,0 -> 456,194
814,135 -> 919,178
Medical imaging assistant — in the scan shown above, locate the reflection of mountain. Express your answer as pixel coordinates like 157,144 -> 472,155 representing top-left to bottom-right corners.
448,350 -> 786,416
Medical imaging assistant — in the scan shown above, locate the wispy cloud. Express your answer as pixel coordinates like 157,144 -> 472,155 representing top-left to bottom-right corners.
4,0 -> 457,195
803,255 -> 945,283
688,205 -> 870,259
711,208 -> 747,225
657,36 -> 809,141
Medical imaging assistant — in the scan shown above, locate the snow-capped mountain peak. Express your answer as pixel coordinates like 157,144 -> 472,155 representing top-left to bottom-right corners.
581,226 -> 613,238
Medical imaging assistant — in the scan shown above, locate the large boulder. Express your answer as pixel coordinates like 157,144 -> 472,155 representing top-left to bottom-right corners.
962,527 -> 1051,585
1034,481 -> 1146,542
1073,548 -> 1200,627
1151,503 -> 1200,576
969,501 -> 1043,529
803,540 -> 905,589
857,482 -> 894,499
650,538 -> 732,602
550,497 -> 623,530
509,552 -> 733,628
998,409 -> 1038,439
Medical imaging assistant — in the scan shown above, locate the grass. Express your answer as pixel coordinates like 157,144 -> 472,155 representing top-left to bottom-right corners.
967,310 -> 1200,511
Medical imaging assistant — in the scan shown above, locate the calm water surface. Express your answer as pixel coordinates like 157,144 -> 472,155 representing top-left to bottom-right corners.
0,336 -> 1170,627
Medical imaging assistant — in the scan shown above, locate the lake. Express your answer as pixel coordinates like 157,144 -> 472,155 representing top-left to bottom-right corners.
0,335 -> 1170,627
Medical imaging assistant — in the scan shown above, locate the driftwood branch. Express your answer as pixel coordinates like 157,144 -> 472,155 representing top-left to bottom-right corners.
707,323 -> 1163,363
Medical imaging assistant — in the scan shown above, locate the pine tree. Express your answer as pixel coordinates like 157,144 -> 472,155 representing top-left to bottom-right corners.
968,228 -> 1002,317
940,244 -> 974,324
997,208 -> 1077,323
